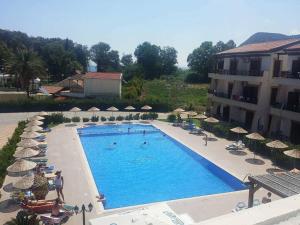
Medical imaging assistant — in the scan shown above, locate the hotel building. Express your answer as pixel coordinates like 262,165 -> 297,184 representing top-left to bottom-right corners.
208,39 -> 300,144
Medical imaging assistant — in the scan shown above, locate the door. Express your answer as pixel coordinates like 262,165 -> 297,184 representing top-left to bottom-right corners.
249,59 -> 262,76
228,83 -> 233,99
273,60 -> 282,77
292,60 -> 300,78
229,59 -> 238,75
287,92 -> 299,111
223,106 -> 230,121
270,88 -> 278,105
245,111 -> 254,129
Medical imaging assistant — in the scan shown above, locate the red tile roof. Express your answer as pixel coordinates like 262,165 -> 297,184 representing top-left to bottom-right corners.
219,39 -> 300,55
286,43 -> 300,51
41,86 -> 64,94
83,72 -> 122,80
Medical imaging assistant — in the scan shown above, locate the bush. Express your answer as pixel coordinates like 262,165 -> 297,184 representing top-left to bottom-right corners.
108,116 -> 115,121
91,116 -> 99,122
4,210 -> 40,225
44,113 -> 64,126
148,112 -> 158,120
184,72 -> 208,83
63,117 -> 71,123
82,117 -> 90,122
140,114 -> 149,120
167,114 -> 176,122
125,114 -> 133,120
71,117 -> 80,122
116,115 -> 124,121
0,121 -> 25,187
133,113 -> 140,120
101,116 -> 107,122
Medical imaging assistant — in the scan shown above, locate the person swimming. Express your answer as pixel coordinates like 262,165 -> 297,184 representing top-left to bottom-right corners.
113,142 -> 117,145
143,141 -> 147,144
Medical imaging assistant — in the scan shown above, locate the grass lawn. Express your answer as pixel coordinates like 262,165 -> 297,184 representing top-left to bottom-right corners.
141,78 -> 208,112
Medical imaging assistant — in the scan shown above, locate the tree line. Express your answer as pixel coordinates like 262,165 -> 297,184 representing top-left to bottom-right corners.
0,28 -> 236,93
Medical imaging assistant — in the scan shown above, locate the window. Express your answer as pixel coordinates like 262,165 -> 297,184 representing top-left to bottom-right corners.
229,59 -> 238,75
217,60 -> 224,71
249,58 -> 261,76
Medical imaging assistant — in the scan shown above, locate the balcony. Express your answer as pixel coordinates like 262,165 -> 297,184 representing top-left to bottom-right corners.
272,71 -> 300,86
208,90 -> 258,111
270,103 -> 300,122
209,70 -> 264,83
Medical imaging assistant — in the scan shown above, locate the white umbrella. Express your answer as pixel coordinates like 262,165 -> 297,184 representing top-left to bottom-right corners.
7,159 -> 37,173
20,131 -> 42,139
106,106 -> 119,117
141,105 -> 152,110
125,106 -> 135,111
13,148 -> 40,158
27,120 -> 43,126
17,139 -> 39,148
69,107 -> 81,112
24,125 -> 43,132
13,173 -> 34,190
88,107 -> 100,117
30,115 -> 44,121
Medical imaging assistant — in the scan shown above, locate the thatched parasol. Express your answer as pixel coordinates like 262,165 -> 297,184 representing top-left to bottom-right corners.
266,140 -> 288,168
246,132 -> 265,160
24,125 -> 43,132
27,120 -> 43,126
141,105 -> 152,110
186,111 -> 197,117
290,168 -> 300,173
7,159 -> 37,173
38,111 -> 48,116
13,173 -> 34,190
204,117 -> 219,123
20,131 -> 42,139
193,114 -> 207,120
106,106 -> 119,117
30,115 -> 45,121
125,106 -> 135,110
173,108 -> 185,113
69,107 -> 82,112
230,127 -> 248,134
88,107 -> 100,117
13,148 -> 40,158
284,149 -> 300,171
17,139 -> 39,148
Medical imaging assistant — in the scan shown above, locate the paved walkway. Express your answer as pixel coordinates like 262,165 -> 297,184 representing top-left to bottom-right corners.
0,119 -> 283,224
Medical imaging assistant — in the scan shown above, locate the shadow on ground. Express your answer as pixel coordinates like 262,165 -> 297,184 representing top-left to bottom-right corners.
245,158 -> 265,165
229,150 -> 247,156
266,168 -> 286,174
2,183 -> 16,193
0,199 -> 20,213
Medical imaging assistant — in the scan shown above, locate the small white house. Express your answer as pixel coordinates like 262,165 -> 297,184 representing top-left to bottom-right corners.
83,72 -> 122,98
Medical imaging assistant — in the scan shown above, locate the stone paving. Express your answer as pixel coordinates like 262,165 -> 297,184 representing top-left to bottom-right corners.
0,116 -> 283,224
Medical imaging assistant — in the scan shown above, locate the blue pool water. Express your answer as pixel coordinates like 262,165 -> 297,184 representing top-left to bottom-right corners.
78,124 -> 245,209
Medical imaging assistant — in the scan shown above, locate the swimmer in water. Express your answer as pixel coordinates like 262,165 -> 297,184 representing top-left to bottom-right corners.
113,142 -> 117,145
143,141 -> 147,144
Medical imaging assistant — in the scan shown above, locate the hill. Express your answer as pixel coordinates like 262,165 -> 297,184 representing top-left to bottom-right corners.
241,32 -> 300,46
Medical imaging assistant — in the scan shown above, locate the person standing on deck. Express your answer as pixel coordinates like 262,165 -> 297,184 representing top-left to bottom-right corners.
54,171 -> 65,202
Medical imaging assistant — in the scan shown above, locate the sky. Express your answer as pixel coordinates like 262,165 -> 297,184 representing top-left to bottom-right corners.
0,0 -> 300,67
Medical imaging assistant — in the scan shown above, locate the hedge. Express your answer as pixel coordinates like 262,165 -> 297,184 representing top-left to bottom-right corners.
0,98 -> 173,113
0,121 -> 26,187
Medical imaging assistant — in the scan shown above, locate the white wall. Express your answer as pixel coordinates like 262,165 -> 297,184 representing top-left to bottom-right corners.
84,79 -> 121,97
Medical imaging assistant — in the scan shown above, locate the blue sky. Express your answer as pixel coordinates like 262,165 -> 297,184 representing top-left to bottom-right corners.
0,0 -> 299,66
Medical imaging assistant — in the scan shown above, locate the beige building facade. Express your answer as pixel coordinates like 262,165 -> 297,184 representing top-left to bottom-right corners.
208,39 -> 300,144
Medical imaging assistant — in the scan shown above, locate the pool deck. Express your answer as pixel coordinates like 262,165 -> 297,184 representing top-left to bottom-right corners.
0,119 -> 282,224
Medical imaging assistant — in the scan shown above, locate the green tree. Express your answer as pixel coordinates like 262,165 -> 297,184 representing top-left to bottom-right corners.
134,42 -> 161,80
6,49 -> 45,97
90,42 -> 120,72
4,211 -> 40,225
160,46 -> 177,75
0,41 -> 12,72
121,54 -> 133,67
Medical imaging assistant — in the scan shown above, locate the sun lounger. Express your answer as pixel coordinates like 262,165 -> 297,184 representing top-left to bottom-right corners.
28,158 -> 48,165
38,142 -> 48,148
40,209 -> 73,225
190,128 -> 204,135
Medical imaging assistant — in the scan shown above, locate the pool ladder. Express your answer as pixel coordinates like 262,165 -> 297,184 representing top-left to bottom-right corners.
242,173 -> 252,182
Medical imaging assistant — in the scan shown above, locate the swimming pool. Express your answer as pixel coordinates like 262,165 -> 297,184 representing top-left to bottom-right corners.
78,124 -> 245,209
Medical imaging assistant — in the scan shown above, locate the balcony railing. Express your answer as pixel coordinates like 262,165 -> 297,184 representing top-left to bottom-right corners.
271,102 -> 300,113
209,89 -> 258,104
273,71 -> 300,79
213,69 -> 264,77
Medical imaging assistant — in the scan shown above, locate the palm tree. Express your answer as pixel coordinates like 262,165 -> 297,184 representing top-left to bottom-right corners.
6,48 -> 45,97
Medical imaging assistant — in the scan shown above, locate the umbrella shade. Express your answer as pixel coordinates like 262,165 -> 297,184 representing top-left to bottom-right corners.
27,120 -> 43,126
30,115 -> 44,121
24,126 -> 43,132
193,114 -> 207,120
17,139 -> 39,148
13,173 -> 34,190
266,140 -> 288,149
173,108 -> 185,113
7,159 -> 37,173
124,106 -> 135,110
88,107 -> 100,112
69,107 -> 82,112
106,106 -> 119,111
20,131 -> 42,139
230,127 -> 248,134
141,105 -> 152,110
13,148 -> 40,158
284,149 -> 300,159
246,132 -> 265,141
204,117 -> 219,123
38,111 -> 48,116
